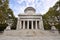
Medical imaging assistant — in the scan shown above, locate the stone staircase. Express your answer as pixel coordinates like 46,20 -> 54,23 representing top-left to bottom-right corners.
3,29 -> 60,36
0,30 -> 60,40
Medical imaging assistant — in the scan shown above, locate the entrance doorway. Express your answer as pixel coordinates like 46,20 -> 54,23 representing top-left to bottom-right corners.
29,21 -> 31,29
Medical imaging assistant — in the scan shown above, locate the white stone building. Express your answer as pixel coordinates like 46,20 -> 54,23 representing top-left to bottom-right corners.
17,7 -> 44,30
3,7 -> 59,38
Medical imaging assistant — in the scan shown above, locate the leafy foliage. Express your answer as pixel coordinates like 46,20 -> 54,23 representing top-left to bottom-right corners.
43,0 -> 60,30
11,18 -> 17,30
0,23 -> 8,31
0,0 -> 15,31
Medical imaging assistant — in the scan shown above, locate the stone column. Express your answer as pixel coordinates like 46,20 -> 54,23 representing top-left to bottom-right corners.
39,21 -> 44,30
36,20 -> 37,29
20,21 -> 22,29
17,20 -> 20,30
32,21 -> 33,29
23,21 -> 25,29
27,20 -> 29,29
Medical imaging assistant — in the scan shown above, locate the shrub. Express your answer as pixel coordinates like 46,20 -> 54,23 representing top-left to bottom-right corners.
0,23 -> 8,31
44,23 -> 51,30
55,23 -> 60,33
11,18 -> 17,30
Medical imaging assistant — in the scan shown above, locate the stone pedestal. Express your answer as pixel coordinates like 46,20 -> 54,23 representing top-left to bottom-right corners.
51,26 -> 59,34
5,26 -> 11,31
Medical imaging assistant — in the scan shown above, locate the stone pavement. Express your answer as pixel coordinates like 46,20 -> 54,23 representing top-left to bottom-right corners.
0,35 -> 60,40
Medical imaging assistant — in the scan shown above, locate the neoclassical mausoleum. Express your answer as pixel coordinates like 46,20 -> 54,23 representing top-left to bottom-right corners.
17,7 -> 44,30
4,7 -> 59,37
1,7 -> 59,40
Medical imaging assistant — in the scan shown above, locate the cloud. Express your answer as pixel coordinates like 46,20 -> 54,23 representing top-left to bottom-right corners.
9,0 -> 58,17
16,0 -> 24,4
25,0 -> 35,3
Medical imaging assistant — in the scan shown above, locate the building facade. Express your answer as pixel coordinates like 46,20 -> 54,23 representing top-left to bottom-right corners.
17,7 -> 44,30
4,7 -> 59,37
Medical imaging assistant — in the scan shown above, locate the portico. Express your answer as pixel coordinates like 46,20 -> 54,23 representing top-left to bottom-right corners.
19,20 -> 40,29
17,7 -> 44,30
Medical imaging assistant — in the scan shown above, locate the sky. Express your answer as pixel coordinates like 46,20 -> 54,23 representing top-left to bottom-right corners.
9,0 -> 58,17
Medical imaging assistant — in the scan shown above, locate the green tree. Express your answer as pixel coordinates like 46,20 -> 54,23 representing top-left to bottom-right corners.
0,0 -> 15,31
43,0 -> 60,31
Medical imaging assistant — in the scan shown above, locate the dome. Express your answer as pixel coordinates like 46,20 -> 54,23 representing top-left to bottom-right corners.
24,7 -> 36,13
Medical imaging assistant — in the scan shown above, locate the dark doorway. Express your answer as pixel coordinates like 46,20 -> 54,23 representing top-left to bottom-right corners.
37,21 -> 39,29
21,21 -> 23,29
33,21 -> 35,29
29,21 -> 31,29
25,21 -> 27,29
